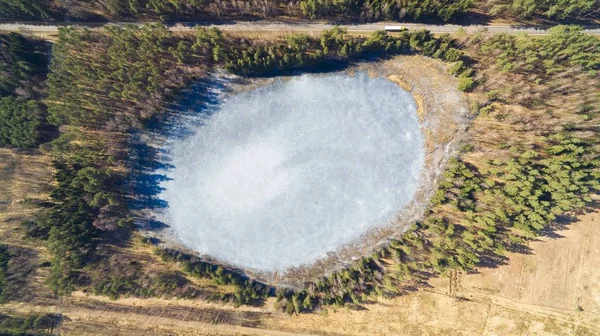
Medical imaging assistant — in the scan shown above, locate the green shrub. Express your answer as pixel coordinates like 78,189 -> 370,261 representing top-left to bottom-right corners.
0,97 -> 44,148
457,76 -> 475,91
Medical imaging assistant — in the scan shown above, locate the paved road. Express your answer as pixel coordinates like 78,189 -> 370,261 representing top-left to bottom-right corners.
1,21 -> 599,35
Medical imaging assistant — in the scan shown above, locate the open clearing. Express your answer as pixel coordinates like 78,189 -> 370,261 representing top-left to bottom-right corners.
259,205 -> 600,336
0,148 -> 55,305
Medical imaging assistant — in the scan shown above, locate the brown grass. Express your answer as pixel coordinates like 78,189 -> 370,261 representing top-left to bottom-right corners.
0,148 -> 55,305
3,207 -> 597,335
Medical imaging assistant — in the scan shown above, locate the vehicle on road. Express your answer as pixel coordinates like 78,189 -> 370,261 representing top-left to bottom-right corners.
384,25 -> 407,32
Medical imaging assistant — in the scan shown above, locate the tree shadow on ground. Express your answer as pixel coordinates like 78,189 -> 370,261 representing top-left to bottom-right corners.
126,77 -> 226,231
469,201 -> 599,275
375,201 -> 600,310
241,51 -> 414,79
3,245 -> 39,303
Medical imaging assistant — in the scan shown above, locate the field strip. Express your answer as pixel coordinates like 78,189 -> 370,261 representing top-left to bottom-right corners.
0,302 -> 318,336
422,287 -> 600,333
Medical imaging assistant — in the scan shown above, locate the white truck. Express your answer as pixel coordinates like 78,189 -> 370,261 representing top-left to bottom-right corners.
384,25 -> 407,32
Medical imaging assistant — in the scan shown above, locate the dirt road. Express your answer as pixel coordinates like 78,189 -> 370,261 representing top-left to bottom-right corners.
1,21 -> 599,35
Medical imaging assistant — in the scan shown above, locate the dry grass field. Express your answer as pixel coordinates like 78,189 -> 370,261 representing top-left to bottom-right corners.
259,205 -> 600,336
3,205 -> 597,335
0,148 -> 56,305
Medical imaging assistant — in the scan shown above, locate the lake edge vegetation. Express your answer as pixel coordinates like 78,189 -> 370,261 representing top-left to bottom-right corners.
0,24 -> 598,315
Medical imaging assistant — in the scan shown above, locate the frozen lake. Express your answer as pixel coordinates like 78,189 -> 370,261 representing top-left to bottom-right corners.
160,72 -> 425,272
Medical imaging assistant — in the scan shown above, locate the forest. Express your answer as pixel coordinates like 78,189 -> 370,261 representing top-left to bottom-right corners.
0,33 -> 48,149
0,0 -> 598,21
14,23 -> 473,301
0,22 -> 597,320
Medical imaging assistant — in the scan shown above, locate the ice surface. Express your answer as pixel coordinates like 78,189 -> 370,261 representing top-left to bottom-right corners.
161,72 -> 425,272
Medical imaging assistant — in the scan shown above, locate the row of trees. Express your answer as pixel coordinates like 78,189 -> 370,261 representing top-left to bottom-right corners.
88,254 -> 196,300
104,0 -> 286,18
300,0 -> 474,21
156,248 -> 271,306
487,0 -> 600,19
0,33 -> 49,149
2,0 -> 597,21
481,25 -> 599,77
0,0 -> 291,20
219,27 -> 475,90
0,0 -> 51,19
0,0 -> 472,21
